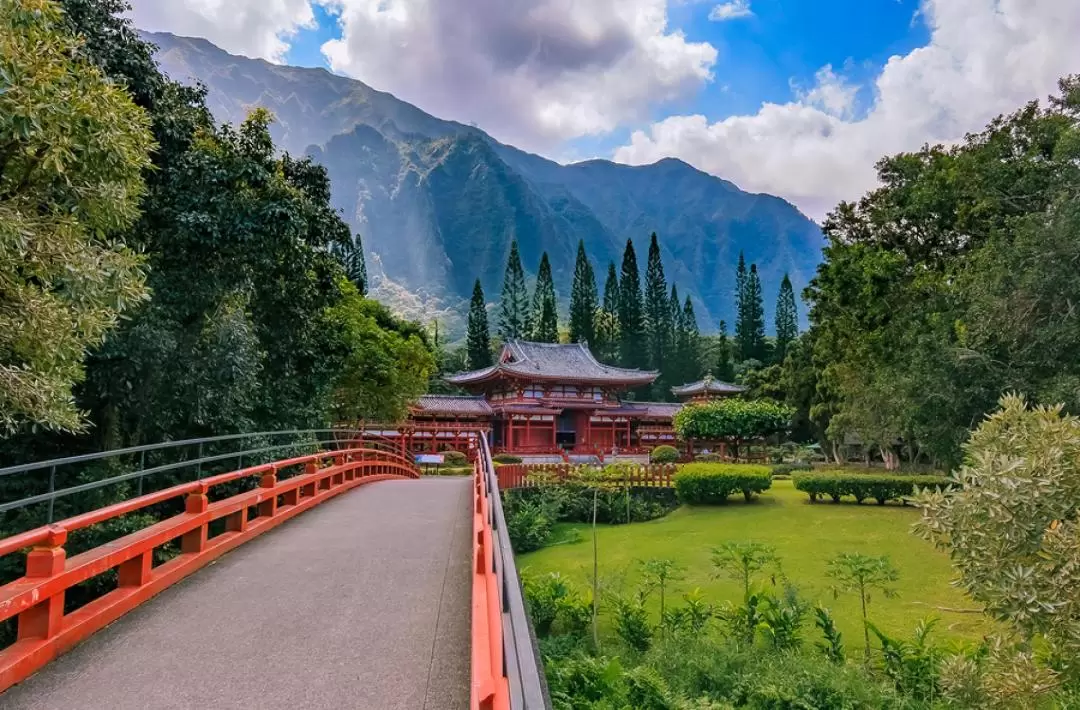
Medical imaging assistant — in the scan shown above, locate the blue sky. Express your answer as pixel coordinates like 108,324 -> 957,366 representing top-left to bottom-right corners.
284,0 -> 929,159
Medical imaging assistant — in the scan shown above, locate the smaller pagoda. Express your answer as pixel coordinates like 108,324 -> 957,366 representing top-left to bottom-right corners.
671,374 -> 746,402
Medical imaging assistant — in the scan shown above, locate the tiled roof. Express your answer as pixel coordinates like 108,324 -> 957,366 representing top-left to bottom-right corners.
411,395 -> 493,417
671,377 -> 746,398
446,340 -> 658,386
604,401 -> 683,419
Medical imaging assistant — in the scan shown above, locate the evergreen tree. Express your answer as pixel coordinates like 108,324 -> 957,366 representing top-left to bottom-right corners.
466,279 -> 492,369
736,251 -> 748,308
643,233 -> 672,376
594,262 -> 621,363
661,284 -> 683,395
618,239 -> 645,368
736,258 -> 766,362
531,252 -> 559,343
333,236 -> 367,295
568,240 -> 598,344
498,240 -> 529,340
774,273 -> 799,362
681,295 -> 702,385
716,320 -> 736,381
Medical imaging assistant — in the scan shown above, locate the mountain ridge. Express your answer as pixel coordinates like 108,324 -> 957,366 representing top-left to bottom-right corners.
143,31 -> 824,336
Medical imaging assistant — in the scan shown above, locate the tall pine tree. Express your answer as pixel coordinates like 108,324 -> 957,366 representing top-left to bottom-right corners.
617,239 -> 644,368
680,295 -> 702,385
498,240 -> 528,340
531,252 -> 559,342
568,240 -> 598,344
594,262 -> 621,363
467,279 -> 492,369
774,273 -> 798,363
736,263 -> 767,362
643,233 -> 672,376
716,320 -> 735,381
660,283 -> 682,395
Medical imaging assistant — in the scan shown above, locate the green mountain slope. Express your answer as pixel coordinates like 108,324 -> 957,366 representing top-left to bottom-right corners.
145,31 -> 823,333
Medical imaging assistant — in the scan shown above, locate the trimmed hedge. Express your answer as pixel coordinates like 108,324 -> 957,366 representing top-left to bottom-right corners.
771,462 -> 813,476
674,464 -> 773,504
441,450 -> 468,466
650,445 -> 681,464
695,453 -> 723,463
493,453 -> 523,464
792,472 -> 952,505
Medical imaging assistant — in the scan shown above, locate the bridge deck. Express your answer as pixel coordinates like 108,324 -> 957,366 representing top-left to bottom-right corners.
2,477 -> 473,710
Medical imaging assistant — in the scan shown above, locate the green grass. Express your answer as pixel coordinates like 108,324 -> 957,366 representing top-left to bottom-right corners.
518,479 -> 991,647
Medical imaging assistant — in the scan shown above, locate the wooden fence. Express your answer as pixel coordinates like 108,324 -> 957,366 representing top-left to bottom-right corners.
496,463 -> 678,490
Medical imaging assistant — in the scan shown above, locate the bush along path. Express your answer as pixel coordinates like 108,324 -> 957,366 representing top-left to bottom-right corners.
792,472 -> 951,505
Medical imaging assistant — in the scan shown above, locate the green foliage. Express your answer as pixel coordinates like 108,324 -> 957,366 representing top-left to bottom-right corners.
735,256 -> 766,363
618,239 -> 645,369
644,233 -> 672,377
827,553 -> 899,661
710,541 -> 779,604
594,262 -> 621,364
530,251 -> 559,342
524,572 -> 593,638
498,240 -> 529,340
867,617 -> 943,701
714,320 -> 736,383
915,394 -> 1080,680
328,285 -> 435,423
506,496 -> 556,553
569,240 -> 598,345
792,472 -> 951,504
492,453 -> 523,464
441,450 -> 468,466
770,462 -> 813,477
650,445 -> 681,464
695,453 -> 723,463
0,0 -> 153,432
466,279 -> 492,369
773,274 -> 798,363
610,592 -> 654,654
814,606 -> 846,664
674,399 -> 795,443
675,465 -> 773,504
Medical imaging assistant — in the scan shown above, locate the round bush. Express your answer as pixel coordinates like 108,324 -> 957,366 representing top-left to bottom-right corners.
441,449 -> 468,466
650,445 -> 681,464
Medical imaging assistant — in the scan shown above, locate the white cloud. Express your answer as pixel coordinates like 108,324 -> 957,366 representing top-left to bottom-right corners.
709,0 -> 753,21
316,0 -> 718,152
615,0 -> 1080,220
128,0 -> 316,63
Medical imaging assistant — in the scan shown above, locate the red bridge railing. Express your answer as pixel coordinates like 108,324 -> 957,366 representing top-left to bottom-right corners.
0,447 -> 418,692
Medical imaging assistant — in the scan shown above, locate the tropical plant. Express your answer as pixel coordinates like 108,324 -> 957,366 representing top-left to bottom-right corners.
826,553 -> 899,661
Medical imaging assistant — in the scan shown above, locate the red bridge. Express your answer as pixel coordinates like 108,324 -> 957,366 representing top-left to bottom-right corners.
0,433 -> 548,709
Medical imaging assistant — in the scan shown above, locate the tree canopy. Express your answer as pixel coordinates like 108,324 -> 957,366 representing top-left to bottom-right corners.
673,399 -> 794,442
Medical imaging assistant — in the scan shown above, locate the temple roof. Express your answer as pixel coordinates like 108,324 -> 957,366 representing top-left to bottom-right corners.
411,395 -> 493,417
604,401 -> 683,419
446,341 -> 658,386
671,377 -> 746,398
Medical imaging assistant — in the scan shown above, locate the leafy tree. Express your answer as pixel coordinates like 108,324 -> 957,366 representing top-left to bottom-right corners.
737,263 -> 767,362
643,233 -> 671,375
0,0 -> 153,432
530,252 -> 559,343
328,283 -> 435,423
826,553 -> 899,662
711,541 -> 779,603
640,558 -> 684,635
916,395 -> 1080,679
618,239 -> 645,368
774,274 -> 798,363
569,240 -> 598,345
466,279 -> 492,369
673,399 -> 794,447
333,236 -> 368,295
499,240 -> 529,340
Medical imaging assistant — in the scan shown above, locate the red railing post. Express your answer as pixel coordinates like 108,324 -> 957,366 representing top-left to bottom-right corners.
180,483 -> 209,554
18,526 -> 67,641
258,467 -> 279,517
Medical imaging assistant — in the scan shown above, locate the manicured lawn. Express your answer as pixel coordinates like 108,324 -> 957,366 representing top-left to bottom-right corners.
517,479 -> 992,647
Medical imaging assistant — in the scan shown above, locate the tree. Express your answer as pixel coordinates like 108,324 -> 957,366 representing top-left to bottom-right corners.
774,274 -> 798,363
333,236 -> 368,295
736,263 -> 766,362
594,262 -> 621,363
679,296 -> 702,386
498,240 -> 529,340
618,239 -> 645,368
531,252 -> 559,343
328,283 -> 435,423
0,0 -> 154,432
715,320 -> 736,382
569,240 -> 598,345
826,553 -> 899,662
466,279 -> 492,369
915,395 -> 1080,678
711,541 -> 779,604
664,285 -> 684,394
640,558 -> 685,635
643,233 -> 671,375
673,399 -> 794,458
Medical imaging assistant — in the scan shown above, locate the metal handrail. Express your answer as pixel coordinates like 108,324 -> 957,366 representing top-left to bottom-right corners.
477,436 -> 551,709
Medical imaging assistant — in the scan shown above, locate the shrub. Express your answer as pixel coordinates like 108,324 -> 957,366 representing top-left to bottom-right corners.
504,496 -> 553,552
441,449 -> 468,466
771,462 -> 813,477
674,464 -> 772,504
611,594 -> 653,654
695,453 -> 723,463
493,453 -> 523,464
792,472 -> 951,504
650,445 -> 681,464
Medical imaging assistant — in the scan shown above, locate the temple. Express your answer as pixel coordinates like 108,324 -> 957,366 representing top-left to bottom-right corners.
404,341 -> 745,460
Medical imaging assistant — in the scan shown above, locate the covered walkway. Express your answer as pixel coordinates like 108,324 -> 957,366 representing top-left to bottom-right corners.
1,478 -> 473,710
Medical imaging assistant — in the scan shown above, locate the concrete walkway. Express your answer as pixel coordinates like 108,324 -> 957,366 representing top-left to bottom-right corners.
2,477 -> 473,710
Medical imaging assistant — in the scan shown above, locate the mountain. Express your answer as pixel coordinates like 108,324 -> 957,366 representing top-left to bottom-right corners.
145,32 -> 824,336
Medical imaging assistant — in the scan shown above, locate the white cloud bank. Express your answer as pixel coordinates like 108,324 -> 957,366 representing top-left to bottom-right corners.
615,0 -> 1080,220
